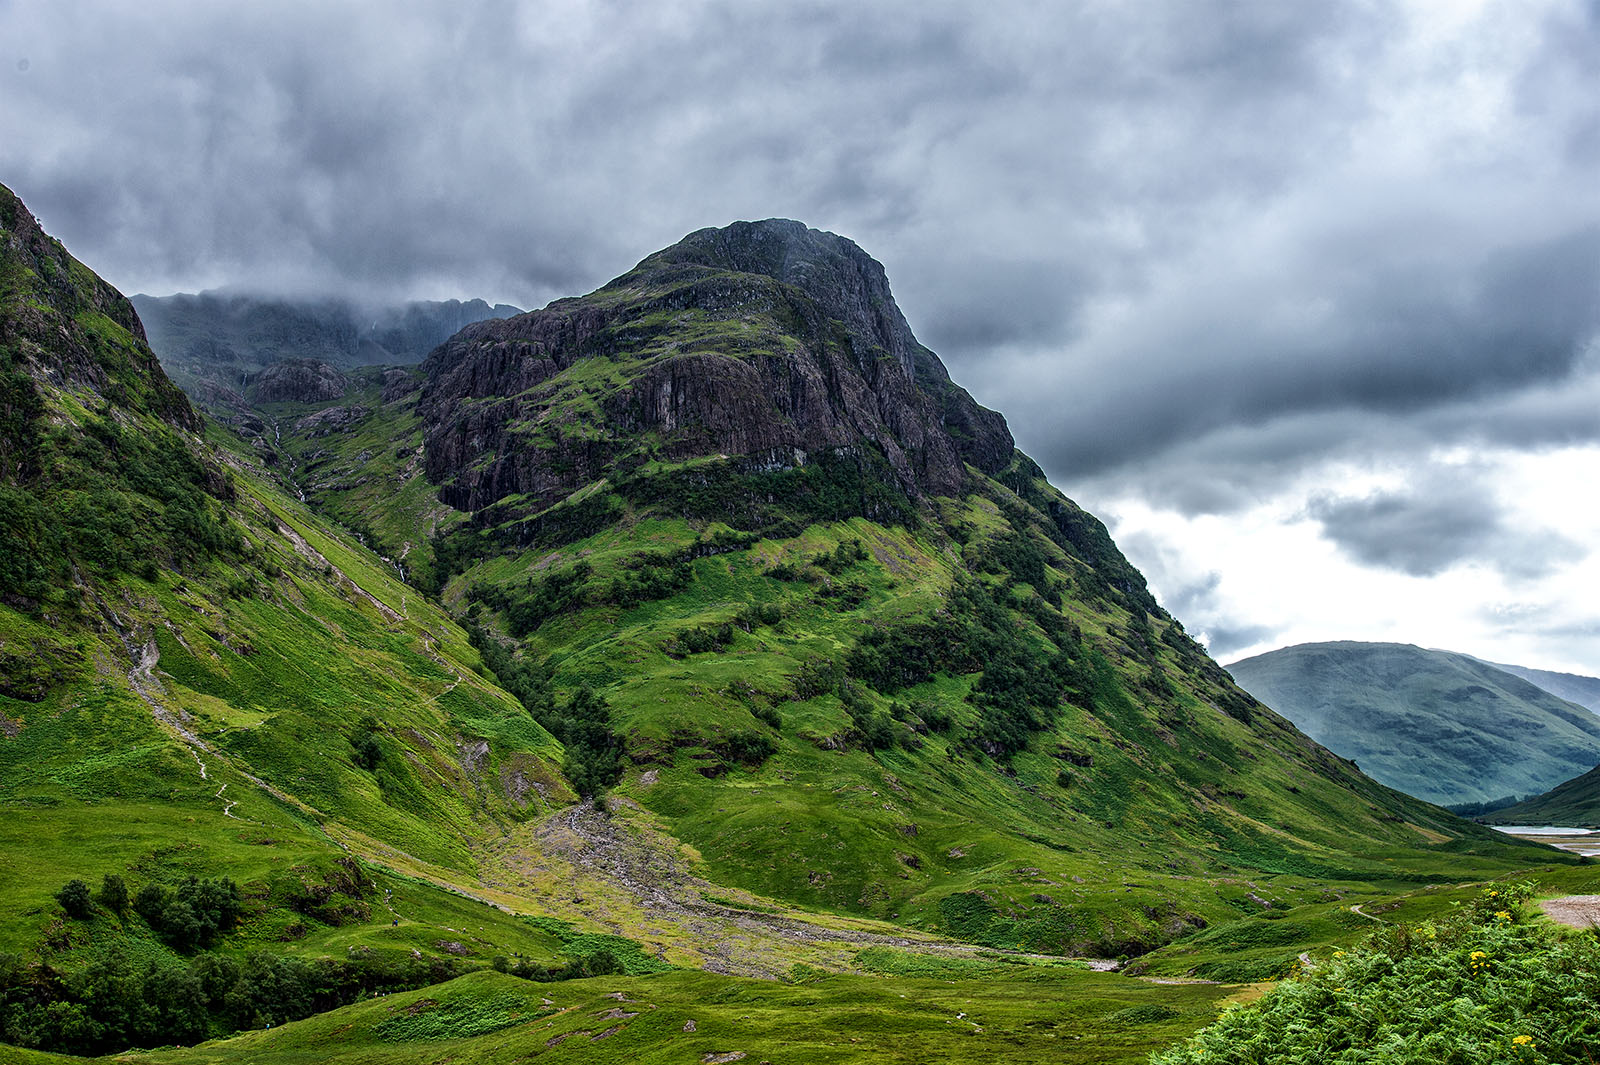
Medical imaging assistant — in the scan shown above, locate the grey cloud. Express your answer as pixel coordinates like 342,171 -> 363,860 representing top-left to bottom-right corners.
1306,489 -> 1503,578
5,2 -> 1599,619
1203,624 -> 1280,663
0,0 -> 1397,315
1305,473 -> 1584,580
1059,358 -> 1600,523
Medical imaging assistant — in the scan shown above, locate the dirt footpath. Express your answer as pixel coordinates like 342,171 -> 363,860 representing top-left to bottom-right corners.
1539,895 -> 1600,929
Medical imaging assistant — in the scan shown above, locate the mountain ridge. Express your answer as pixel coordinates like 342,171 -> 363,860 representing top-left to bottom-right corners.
1226,641 -> 1600,805
1483,659 -> 1600,715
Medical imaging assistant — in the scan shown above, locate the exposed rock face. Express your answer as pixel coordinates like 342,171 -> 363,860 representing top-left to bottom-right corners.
248,360 -> 348,404
418,219 -> 1012,515
380,367 -> 421,403
294,404 -> 369,437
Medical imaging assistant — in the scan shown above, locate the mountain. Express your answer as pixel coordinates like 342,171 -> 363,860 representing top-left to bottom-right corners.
361,220 -> 1552,943
1487,660 -> 1600,715
130,290 -> 520,416
1492,763 -> 1600,827
3,190 -> 1577,1061
1,180 -> 593,1051
1225,642 -> 1600,806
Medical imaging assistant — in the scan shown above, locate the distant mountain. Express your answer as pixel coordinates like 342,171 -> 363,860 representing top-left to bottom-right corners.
1226,642 -> 1600,806
1492,763 -> 1600,827
1485,661 -> 1600,715
130,290 -> 520,410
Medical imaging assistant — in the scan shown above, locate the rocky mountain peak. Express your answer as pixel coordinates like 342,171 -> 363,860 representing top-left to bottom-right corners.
417,220 -> 1012,517
629,219 -> 922,376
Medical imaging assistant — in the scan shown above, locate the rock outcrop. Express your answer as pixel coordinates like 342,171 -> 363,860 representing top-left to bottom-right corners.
247,360 -> 348,404
418,219 -> 1012,515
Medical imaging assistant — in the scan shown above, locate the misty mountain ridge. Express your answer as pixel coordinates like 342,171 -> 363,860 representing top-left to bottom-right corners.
1226,641 -> 1600,806
133,289 -> 522,367
130,289 -> 520,413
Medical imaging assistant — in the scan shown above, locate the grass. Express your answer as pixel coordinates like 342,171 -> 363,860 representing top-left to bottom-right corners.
98,963 -> 1245,1065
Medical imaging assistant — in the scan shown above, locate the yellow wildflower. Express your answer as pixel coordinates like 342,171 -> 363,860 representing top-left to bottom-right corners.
1495,910 -> 1511,920
1470,950 -> 1487,959
1513,1035 -> 1534,1046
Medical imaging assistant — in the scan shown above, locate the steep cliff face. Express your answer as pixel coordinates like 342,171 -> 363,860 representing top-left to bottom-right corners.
418,219 -> 1012,514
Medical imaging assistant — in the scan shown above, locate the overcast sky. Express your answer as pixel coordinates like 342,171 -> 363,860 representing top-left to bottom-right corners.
4,0 -> 1598,675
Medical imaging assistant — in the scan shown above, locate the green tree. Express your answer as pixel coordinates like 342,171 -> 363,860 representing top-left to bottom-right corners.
98,874 -> 128,914
56,879 -> 93,919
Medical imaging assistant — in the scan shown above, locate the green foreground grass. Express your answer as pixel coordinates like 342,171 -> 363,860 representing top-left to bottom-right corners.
101,964 -> 1240,1065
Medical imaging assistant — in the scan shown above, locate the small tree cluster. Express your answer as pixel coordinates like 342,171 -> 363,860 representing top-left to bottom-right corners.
132,876 -> 242,951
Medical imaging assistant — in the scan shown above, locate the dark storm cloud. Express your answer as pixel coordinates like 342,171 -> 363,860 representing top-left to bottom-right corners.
1306,489 -> 1503,578
1306,473 -> 1583,579
1011,222 -> 1600,491
0,0 -> 1386,308
3,0 -> 1597,518
1204,624 -> 1280,664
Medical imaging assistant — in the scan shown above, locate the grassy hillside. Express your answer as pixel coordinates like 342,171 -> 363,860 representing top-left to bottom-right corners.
1493,764 -> 1600,827
1226,642 -> 1600,806
77,963 -> 1247,1065
7,195 -> 1591,1062
0,181 -> 591,1054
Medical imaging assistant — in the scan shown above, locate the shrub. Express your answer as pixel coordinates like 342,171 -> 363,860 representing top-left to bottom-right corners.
350,718 -> 383,771
55,879 -> 93,919
130,876 -> 242,950
1152,882 -> 1600,1064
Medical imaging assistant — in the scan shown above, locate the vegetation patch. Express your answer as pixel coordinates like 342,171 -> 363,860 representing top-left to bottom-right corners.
373,990 -> 539,1042
518,915 -> 673,976
1154,882 -> 1600,1063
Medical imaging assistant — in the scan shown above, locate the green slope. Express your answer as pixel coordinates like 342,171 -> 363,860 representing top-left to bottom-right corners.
1493,763 -> 1600,827
0,181 -> 589,1054
71,965 -> 1243,1065
1226,642 -> 1600,806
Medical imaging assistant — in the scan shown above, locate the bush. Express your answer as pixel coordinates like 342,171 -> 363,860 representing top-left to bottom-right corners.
350,718 -> 383,771
97,874 -> 127,914
130,876 -> 242,950
55,880 -> 93,919
717,729 -> 777,766
1152,882 -> 1600,1064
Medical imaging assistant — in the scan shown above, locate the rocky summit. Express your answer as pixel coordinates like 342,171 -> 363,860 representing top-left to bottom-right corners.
418,219 -> 1011,514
